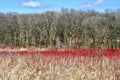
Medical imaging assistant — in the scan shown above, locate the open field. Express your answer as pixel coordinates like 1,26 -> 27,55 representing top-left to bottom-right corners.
0,48 -> 120,80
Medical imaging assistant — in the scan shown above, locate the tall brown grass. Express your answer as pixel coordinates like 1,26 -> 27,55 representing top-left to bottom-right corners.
0,52 -> 120,80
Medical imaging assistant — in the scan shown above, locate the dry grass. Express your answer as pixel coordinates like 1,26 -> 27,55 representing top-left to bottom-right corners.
0,53 -> 120,80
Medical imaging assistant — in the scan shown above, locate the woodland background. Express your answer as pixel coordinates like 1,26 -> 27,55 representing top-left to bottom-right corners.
0,8 -> 120,49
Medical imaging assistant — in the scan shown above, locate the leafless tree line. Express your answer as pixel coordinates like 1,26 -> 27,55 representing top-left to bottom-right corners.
0,8 -> 120,49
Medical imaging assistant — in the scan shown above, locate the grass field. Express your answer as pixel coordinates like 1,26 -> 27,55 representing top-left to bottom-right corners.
0,47 -> 120,80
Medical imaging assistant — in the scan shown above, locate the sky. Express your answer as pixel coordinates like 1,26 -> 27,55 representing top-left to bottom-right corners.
0,0 -> 120,14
